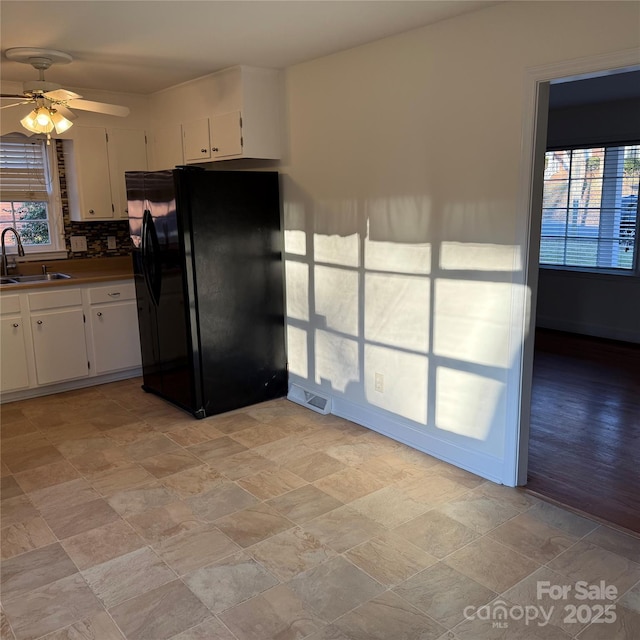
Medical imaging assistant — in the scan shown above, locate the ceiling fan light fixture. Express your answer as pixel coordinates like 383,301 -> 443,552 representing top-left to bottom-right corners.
50,110 -> 73,134
19,106 -> 73,137
35,107 -> 53,127
20,110 -> 44,133
22,107 -> 54,133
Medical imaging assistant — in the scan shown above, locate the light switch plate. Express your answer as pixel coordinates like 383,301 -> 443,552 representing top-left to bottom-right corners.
70,236 -> 87,252
107,236 -> 117,250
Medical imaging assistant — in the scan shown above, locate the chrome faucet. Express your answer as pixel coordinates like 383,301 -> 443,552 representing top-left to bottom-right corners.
1,227 -> 26,276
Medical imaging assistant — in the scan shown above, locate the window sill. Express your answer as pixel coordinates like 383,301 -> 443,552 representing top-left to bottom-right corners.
539,265 -> 638,282
13,250 -> 69,263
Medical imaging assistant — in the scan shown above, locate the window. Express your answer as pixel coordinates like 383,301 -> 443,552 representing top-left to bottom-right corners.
540,144 -> 639,271
0,135 -> 63,255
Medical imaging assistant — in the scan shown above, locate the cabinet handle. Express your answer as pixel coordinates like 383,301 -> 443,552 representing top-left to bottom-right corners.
88,209 -> 95,214
13,323 -> 19,328
107,292 -> 121,297
97,312 -> 103,317
212,147 -> 219,152
37,320 -> 43,325
200,148 -> 207,153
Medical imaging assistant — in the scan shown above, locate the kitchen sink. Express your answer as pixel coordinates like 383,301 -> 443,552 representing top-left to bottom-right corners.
1,272 -> 72,284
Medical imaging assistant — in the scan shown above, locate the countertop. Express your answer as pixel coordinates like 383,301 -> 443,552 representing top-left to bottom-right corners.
0,257 -> 134,292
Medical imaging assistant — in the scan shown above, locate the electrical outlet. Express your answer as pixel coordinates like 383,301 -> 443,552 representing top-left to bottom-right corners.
107,236 -> 117,250
375,372 -> 384,393
70,235 -> 87,252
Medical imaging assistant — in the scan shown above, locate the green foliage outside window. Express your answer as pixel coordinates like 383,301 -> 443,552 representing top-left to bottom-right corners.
0,201 -> 51,246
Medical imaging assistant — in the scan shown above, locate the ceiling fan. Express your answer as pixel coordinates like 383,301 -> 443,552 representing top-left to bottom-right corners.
1,47 -> 130,138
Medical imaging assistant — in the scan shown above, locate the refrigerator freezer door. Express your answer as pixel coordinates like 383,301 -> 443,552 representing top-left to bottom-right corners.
128,171 -> 200,415
128,172 -> 163,395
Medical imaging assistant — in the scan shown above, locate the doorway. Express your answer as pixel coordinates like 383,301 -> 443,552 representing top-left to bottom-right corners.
517,54 -> 640,533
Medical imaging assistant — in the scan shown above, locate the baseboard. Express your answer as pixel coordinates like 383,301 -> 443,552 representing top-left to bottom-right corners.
330,396 -> 506,485
537,317 -> 640,344
0,367 -> 142,404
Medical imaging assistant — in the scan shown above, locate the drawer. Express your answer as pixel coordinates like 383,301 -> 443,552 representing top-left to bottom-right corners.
89,282 -> 136,304
28,288 -> 83,311
0,294 -> 21,315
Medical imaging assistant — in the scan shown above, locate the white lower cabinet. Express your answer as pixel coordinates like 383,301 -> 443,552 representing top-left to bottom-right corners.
31,308 -> 89,385
0,279 -> 141,400
28,288 -> 89,385
89,283 -> 141,374
0,295 -> 30,393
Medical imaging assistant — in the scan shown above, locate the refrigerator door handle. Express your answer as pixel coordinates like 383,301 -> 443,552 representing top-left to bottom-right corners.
141,209 -> 162,307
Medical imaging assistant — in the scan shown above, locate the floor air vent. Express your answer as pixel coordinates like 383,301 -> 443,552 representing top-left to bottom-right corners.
288,385 -> 332,415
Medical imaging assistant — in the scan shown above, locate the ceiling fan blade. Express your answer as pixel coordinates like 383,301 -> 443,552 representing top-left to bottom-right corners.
1,94 -> 28,99
0,101 -> 31,110
55,105 -> 77,121
44,88 -> 82,101
66,99 -> 129,117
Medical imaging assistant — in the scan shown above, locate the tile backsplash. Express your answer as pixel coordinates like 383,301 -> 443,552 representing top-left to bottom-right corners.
56,140 -> 132,258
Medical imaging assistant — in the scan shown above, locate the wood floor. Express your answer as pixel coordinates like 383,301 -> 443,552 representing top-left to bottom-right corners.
527,328 -> 640,534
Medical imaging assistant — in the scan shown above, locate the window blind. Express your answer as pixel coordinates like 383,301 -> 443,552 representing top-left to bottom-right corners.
540,144 -> 639,270
0,136 -> 50,201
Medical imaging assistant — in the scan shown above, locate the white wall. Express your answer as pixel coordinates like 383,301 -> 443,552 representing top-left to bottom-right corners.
279,1 -> 640,484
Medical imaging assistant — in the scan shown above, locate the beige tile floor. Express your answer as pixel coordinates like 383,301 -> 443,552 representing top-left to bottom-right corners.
1,378 -> 639,640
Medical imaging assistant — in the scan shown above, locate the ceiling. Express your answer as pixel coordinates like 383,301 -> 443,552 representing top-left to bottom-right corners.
1,1 -> 498,95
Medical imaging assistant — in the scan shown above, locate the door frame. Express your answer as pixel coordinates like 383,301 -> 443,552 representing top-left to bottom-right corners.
510,48 -> 640,486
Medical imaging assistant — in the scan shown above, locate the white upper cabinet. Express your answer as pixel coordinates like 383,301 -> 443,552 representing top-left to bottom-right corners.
151,66 -> 282,166
108,128 -> 149,218
151,124 -> 184,170
64,126 -> 113,220
182,111 -> 243,162
211,111 -> 243,159
64,126 -> 148,221
182,118 -> 212,163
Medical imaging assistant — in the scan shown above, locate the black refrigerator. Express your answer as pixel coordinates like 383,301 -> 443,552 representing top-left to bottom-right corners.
126,169 -> 288,418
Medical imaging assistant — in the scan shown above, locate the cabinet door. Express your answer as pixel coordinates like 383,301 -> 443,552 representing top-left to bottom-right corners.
0,318 -> 30,392
108,129 -> 148,219
152,124 -> 184,170
211,111 -> 243,159
182,118 -> 211,163
31,308 -> 89,385
90,301 -> 141,374
69,126 -> 114,220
